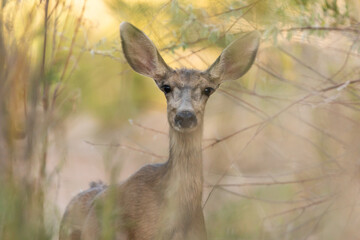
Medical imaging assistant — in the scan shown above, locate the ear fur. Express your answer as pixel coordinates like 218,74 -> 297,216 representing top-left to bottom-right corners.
204,31 -> 260,83
120,22 -> 172,80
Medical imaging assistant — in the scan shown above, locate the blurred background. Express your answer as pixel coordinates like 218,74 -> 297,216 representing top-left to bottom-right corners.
1,0 -> 360,239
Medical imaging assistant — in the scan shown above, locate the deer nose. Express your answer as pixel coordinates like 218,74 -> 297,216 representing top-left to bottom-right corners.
175,111 -> 197,129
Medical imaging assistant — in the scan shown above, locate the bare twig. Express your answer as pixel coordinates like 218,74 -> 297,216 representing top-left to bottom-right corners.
206,175 -> 334,188
131,121 -> 168,136
59,0 -> 87,82
203,122 -> 265,208
84,140 -> 167,160
215,186 -> 323,204
209,0 -> 263,18
263,197 -> 331,220
280,26 -> 360,34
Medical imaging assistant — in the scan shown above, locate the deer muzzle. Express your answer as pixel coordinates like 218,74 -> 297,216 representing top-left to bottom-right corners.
174,110 -> 197,129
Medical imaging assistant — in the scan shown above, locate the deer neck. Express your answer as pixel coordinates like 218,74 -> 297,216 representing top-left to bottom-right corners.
165,125 -> 204,206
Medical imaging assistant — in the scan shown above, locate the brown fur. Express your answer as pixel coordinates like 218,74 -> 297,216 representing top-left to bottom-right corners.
59,22 -> 260,240
59,184 -> 106,240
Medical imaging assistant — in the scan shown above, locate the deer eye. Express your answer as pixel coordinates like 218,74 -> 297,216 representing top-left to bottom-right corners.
161,85 -> 172,94
203,87 -> 214,96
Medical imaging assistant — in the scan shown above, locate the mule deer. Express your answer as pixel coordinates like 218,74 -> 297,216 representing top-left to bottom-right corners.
59,22 -> 260,240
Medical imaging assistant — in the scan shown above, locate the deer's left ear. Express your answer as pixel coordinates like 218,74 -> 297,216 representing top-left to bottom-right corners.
204,31 -> 260,83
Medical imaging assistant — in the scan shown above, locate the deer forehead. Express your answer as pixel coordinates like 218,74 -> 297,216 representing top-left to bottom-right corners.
162,68 -> 217,89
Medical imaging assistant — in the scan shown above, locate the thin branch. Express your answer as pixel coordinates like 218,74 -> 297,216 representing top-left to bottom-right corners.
280,26 -> 360,34
84,140 -> 167,160
224,84 -> 295,102
215,186 -> 316,204
208,0 -> 263,18
255,63 -> 311,91
59,0 -> 87,82
278,47 -> 334,84
203,122 -> 265,208
219,89 -> 270,118
206,175 -> 334,188
263,197 -> 331,220
167,46 -> 209,65
224,2 -> 257,33
319,79 -> 360,92
41,0 -> 50,111
330,34 -> 360,80
131,121 -> 168,136
203,77 -> 360,171
202,121 -> 263,150
303,202 -> 334,240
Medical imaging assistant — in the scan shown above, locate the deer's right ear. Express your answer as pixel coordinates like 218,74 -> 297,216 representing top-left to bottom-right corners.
120,22 -> 172,81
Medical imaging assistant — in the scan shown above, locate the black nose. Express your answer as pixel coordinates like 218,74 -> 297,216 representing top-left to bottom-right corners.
175,111 -> 197,128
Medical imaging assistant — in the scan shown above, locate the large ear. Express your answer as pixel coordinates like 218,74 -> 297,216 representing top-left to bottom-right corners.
120,22 -> 172,80
204,31 -> 260,83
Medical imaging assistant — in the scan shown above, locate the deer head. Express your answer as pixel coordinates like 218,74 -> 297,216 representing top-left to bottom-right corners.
120,22 -> 260,133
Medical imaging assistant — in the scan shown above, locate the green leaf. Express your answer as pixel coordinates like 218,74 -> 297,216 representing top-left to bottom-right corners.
225,33 -> 235,45
286,31 -> 293,40
208,29 -> 220,43
171,0 -> 179,14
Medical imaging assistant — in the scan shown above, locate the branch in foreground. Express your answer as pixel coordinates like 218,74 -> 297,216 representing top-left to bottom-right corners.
203,78 -> 360,150
263,197 -> 331,221
215,186 -> 312,204
280,26 -> 359,34
84,140 -> 167,160
206,175 -> 337,188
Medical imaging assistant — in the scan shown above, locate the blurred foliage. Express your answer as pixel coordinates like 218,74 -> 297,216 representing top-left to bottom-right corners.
0,0 -> 89,238
105,0 -> 357,50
